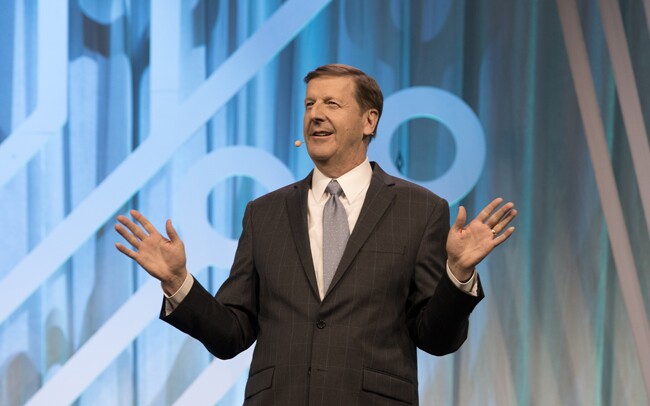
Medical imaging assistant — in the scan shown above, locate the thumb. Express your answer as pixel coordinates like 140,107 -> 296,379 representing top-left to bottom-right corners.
452,206 -> 466,231
166,219 -> 179,242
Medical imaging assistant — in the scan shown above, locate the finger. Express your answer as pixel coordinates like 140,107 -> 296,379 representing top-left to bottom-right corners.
115,242 -> 138,259
493,209 -> 518,233
475,197 -> 504,222
131,210 -> 160,236
452,206 -> 467,230
114,223 -> 141,248
487,202 -> 516,228
499,208 -> 517,228
493,226 -> 516,246
486,202 -> 513,226
166,219 -> 179,242
117,214 -> 148,240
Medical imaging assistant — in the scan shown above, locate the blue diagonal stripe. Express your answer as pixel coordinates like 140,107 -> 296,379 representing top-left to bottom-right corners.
0,0 -> 67,189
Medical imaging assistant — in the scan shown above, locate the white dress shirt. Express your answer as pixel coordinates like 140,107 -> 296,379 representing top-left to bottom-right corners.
308,159 -> 373,298
165,158 -> 478,313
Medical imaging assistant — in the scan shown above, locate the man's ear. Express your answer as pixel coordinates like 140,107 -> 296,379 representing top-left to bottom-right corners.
364,109 -> 379,136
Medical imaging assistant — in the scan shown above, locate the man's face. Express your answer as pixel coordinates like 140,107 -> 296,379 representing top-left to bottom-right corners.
303,76 -> 377,176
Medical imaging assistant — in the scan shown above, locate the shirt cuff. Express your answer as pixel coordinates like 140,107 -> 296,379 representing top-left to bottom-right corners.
446,261 -> 479,296
163,273 -> 194,315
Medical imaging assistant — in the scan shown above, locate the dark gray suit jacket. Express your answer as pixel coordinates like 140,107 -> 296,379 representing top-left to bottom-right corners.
162,163 -> 483,405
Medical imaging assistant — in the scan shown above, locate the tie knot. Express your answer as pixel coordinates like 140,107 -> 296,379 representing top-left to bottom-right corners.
326,180 -> 344,197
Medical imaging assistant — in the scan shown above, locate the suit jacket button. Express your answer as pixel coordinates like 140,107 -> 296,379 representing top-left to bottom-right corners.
316,320 -> 326,329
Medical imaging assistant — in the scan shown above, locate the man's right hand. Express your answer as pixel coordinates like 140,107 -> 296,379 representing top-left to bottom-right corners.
115,210 -> 187,295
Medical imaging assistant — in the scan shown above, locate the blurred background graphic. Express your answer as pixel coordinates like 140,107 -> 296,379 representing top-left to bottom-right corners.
1,0 -> 649,404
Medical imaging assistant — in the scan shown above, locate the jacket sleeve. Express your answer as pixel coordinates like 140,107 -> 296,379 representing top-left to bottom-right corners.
160,202 -> 259,360
406,197 -> 484,356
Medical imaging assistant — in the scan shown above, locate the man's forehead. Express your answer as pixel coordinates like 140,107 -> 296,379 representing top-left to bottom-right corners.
305,76 -> 356,97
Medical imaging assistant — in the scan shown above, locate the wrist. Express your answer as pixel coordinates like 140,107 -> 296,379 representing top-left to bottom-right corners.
448,261 -> 473,283
161,268 -> 188,296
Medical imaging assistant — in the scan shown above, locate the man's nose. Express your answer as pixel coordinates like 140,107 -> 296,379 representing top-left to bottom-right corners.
308,102 -> 324,121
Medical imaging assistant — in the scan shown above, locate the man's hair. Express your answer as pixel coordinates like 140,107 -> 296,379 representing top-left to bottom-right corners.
304,64 -> 383,139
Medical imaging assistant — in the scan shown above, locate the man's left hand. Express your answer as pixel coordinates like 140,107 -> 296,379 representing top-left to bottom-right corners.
446,198 -> 517,281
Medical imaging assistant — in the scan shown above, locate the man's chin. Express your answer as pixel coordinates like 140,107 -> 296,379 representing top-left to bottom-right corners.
305,146 -> 333,162
307,153 -> 332,165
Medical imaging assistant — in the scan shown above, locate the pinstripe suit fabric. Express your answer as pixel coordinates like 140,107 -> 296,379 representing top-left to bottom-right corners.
162,163 -> 483,405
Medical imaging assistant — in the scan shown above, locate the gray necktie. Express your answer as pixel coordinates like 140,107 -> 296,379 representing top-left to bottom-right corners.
322,180 -> 349,294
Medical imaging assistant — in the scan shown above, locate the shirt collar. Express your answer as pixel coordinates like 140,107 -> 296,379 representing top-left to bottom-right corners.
311,158 -> 372,203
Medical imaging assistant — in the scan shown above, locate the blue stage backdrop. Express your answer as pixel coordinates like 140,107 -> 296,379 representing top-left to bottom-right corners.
1,0 -> 649,404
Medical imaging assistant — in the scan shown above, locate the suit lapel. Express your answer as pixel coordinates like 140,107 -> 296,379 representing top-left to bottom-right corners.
286,173 -> 320,299
325,163 -> 396,298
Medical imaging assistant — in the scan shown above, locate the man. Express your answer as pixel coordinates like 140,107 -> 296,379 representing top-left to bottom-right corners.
115,64 -> 516,405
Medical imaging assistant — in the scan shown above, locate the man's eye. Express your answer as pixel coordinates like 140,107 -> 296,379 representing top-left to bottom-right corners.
327,101 -> 339,106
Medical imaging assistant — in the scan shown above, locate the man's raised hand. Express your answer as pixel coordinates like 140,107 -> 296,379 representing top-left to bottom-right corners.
115,210 -> 187,295
446,198 -> 517,281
